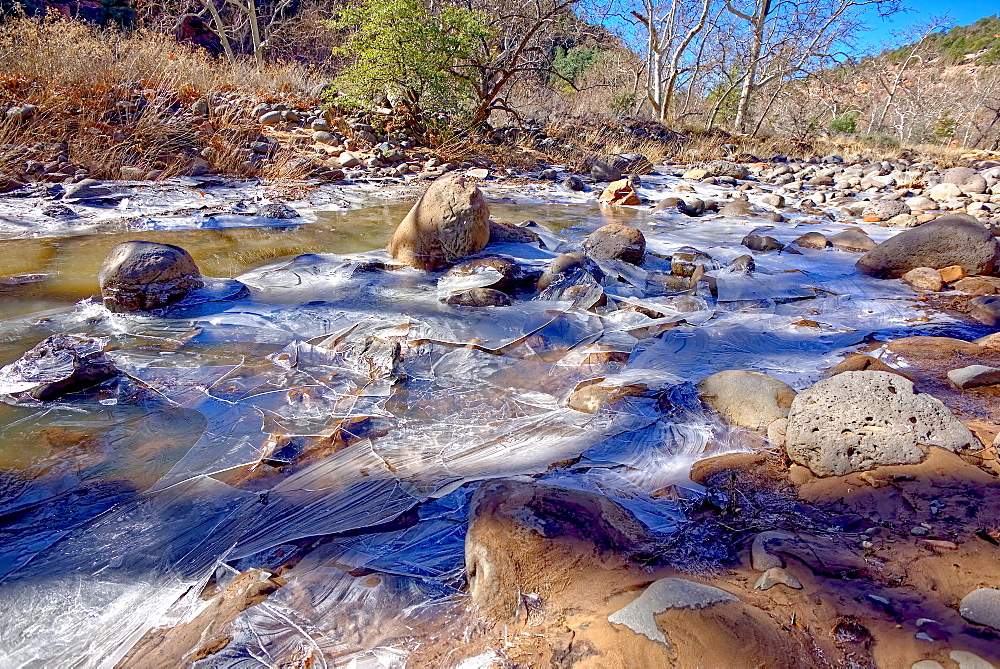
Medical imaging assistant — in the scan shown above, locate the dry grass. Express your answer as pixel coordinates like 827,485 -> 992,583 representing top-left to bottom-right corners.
0,18 -> 321,181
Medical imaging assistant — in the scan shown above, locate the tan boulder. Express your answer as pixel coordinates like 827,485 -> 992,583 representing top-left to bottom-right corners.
697,370 -> 797,429
387,174 -> 490,270
599,178 -> 642,206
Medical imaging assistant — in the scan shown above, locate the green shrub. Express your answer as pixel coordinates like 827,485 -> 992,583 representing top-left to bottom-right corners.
828,110 -> 859,134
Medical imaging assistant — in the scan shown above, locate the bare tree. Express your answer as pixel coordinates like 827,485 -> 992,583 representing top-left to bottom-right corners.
628,0 -> 713,123
723,0 -> 902,132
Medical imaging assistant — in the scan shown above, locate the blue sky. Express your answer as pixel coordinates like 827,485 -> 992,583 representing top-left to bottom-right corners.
856,0 -> 998,52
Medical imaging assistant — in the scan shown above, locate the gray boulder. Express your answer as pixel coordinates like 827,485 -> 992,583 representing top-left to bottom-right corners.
590,160 -> 622,182
99,241 -> 204,313
862,199 -> 911,221
959,588 -> 1000,630
707,160 -> 749,179
785,371 -> 975,476
856,214 -> 1000,278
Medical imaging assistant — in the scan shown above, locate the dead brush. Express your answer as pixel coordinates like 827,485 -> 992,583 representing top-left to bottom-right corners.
0,17 -> 319,181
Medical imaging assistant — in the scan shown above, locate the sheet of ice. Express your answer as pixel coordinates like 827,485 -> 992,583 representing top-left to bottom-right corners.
0,172 -> 980,668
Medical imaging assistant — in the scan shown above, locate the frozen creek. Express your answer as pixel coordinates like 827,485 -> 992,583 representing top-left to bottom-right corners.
0,169 -> 981,667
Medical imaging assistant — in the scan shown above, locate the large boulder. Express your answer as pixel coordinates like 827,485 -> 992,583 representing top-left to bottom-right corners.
387,174 -> 490,270
784,371 -> 975,476
99,241 -> 204,313
697,370 -> 796,429
855,214 -> 1000,279
943,166 -> 988,194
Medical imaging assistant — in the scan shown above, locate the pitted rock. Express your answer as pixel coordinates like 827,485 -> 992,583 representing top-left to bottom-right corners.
785,371 -> 975,476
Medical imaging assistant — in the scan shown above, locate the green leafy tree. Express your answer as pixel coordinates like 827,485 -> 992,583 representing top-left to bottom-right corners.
328,0 -> 491,119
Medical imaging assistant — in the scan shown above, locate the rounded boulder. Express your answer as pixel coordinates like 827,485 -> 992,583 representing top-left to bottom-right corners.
856,214 -> 1000,279
387,174 -> 491,270
583,224 -> 645,264
697,370 -> 797,429
99,241 -> 204,313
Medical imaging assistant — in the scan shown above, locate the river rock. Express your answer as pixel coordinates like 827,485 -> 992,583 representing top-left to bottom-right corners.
99,241 -> 204,313
568,377 -> 649,413
537,252 -> 587,290
590,160 -> 622,182
697,370 -> 797,428
338,151 -> 360,168
969,296 -> 1000,326
825,354 -> 909,378
465,478 -> 657,621
828,228 -> 876,252
953,276 -> 1000,295
719,199 -> 754,216
862,199 -> 911,221
856,214 -> 1000,278
959,588 -> 1000,630
944,166 -> 988,194
62,179 -> 116,201
599,179 -> 641,205
445,287 -> 513,307
0,333 -> 118,401
487,219 -> 542,245
259,111 -> 283,125
562,175 -> 585,191
760,194 -> 785,208
784,371 -> 975,476
444,256 -> 527,294
928,183 -> 963,202
583,224 -> 645,264
793,231 -> 829,249
947,365 -> 1000,389
901,267 -> 944,291
256,202 -> 299,219
387,174 -> 490,270
742,228 -> 783,252
707,160 -> 749,179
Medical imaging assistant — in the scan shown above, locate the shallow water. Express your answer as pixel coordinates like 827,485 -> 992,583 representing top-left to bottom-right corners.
0,175 -> 969,667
